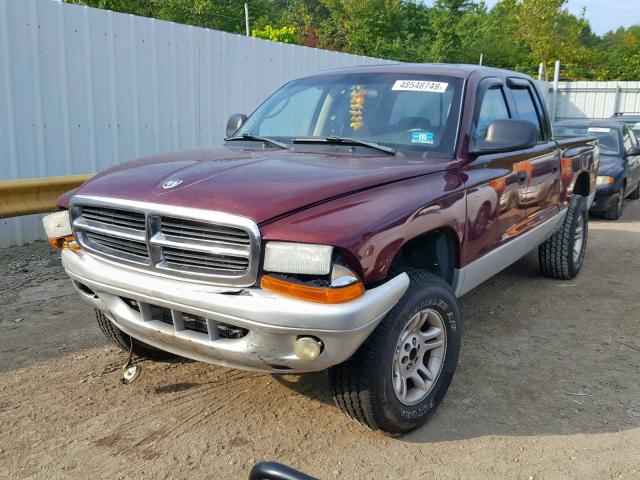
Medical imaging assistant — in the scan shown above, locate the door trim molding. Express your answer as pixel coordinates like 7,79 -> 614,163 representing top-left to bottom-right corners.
454,209 -> 566,297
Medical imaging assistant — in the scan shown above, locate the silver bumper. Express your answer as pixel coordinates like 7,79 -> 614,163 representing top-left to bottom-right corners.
61,249 -> 409,372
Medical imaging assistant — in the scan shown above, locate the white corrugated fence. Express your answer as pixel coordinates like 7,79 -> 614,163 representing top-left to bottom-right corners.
541,81 -> 640,120
0,0 -> 391,247
1,0 -> 639,247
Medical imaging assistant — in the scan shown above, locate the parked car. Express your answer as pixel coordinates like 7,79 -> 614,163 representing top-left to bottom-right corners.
610,112 -> 640,140
43,64 -> 599,434
555,120 -> 640,219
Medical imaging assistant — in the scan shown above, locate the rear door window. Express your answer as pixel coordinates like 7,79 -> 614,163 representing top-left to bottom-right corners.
623,127 -> 635,150
510,87 -> 543,140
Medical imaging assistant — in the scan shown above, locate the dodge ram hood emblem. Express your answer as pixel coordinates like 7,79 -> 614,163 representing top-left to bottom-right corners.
162,179 -> 183,189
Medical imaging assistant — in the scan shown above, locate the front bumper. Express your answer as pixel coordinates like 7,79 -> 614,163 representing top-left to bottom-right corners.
62,249 -> 409,372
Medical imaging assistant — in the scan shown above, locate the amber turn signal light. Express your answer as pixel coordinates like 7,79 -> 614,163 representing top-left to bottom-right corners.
48,235 -> 80,250
261,275 -> 365,304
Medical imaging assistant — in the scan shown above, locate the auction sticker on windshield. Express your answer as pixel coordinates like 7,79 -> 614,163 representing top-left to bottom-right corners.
392,80 -> 448,93
588,127 -> 611,133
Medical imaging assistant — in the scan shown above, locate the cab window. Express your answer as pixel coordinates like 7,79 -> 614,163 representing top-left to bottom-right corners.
475,87 -> 510,140
510,87 -> 543,140
623,127 -> 635,151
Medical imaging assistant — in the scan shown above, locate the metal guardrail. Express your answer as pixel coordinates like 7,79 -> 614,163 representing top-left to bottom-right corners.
0,174 -> 93,219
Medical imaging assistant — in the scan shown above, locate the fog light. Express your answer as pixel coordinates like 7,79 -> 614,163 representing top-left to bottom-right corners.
293,337 -> 323,361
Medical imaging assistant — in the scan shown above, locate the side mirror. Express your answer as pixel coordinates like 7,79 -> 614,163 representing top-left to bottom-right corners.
471,119 -> 537,154
226,114 -> 247,138
625,146 -> 640,157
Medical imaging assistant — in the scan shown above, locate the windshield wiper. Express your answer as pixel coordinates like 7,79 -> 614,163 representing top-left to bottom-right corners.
292,136 -> 396,155
225,133 -> 288,149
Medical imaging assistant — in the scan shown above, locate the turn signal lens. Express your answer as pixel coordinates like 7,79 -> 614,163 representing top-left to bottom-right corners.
261,275 -> 365,304
49,235 -> 80,250
596,176 -> 615,186
43,211 -> 78,250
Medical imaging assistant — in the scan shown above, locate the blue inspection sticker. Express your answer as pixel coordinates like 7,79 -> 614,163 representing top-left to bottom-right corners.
411,131 -> 435,145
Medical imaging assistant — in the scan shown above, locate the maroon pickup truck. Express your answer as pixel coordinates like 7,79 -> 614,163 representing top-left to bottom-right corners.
43,64 -> 598,434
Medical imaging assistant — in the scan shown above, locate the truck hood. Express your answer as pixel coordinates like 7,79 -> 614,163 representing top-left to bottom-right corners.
71,146 -> 454,224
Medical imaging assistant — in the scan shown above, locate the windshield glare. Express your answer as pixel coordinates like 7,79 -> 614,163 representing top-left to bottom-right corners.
555,126 -> 621,155
236,73 -> 463,156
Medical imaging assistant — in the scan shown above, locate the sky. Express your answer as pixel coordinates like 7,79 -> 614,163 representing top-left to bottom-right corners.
482,0 -> 639,36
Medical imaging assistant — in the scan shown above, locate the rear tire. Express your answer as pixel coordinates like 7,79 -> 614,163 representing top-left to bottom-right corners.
95,309 -> 174,360
539,194 -> 588,279
329,270 -> 461,434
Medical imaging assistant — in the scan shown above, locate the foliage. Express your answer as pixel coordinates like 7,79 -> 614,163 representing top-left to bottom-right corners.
252,25 -> 298,43
65,0 -> 640,80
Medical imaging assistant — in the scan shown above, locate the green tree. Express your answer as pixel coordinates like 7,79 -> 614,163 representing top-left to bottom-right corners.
64,0 -> 640,80
252,25 -> 298,44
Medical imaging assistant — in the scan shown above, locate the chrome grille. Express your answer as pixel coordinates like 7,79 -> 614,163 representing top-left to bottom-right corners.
162,246 -> 249,272
85,231 -> 149,260
160,217 -> 250,245
70,197 -> 260,287
81,206 -> 146,231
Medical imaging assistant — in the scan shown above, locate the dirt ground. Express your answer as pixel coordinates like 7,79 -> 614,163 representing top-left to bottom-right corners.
1,202 -> 639,480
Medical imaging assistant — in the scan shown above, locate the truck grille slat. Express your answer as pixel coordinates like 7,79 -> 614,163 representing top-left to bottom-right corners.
163,247 -> 249,266
72,201 -> 259,286
164,254 -> 248,272
82,213 -> 145,230
81,207 -> 146,230
161,227 -> 250,244
161,217 -> 251,245
86,232 -> 149,258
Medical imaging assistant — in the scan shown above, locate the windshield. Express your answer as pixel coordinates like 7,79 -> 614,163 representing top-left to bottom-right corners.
554,125 -> 621,155
235,73 -> 463,156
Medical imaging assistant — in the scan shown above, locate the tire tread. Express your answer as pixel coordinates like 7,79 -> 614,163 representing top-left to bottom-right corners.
538,195 -> 587,279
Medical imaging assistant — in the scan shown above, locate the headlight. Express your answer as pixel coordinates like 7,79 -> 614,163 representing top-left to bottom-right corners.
42,210 -> 78,249
263,242 -> 333,275
261,242 -> 365,303
596,176 -> 615,186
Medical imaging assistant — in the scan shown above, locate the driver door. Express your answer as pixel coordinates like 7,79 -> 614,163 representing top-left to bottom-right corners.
462,78 -> 529,267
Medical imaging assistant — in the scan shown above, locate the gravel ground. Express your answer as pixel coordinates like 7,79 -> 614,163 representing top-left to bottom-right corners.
1,202 -> 639,479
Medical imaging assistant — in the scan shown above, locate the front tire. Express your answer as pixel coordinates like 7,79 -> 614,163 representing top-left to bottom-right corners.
603,190 -> 624,220
539,194 -> 588,279
329,271 -> 461,434
628,182 -> 640,200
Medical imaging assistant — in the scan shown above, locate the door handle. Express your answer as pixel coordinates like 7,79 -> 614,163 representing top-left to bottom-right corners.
518,171 -> 527,185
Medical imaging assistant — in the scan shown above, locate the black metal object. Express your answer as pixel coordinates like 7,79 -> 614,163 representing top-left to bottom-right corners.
249,461 -> 317,480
